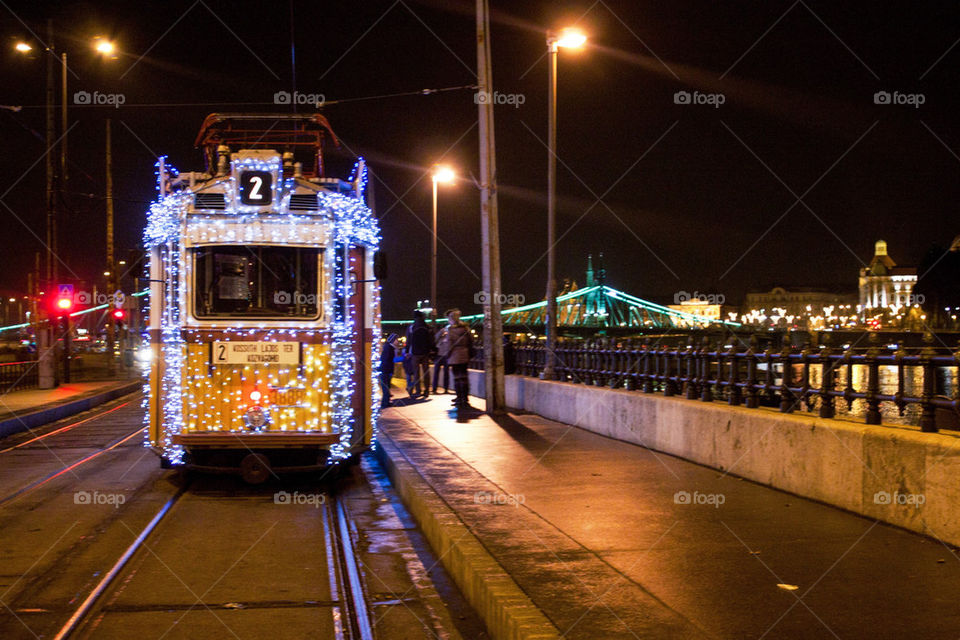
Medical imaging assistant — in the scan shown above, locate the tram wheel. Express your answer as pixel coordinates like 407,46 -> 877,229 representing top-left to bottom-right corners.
240,453 -> 272,485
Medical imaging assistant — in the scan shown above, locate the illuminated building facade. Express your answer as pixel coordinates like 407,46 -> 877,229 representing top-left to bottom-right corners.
858,240 -> 917,317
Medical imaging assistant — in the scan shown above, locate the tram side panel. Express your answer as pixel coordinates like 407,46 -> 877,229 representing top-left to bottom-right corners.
147,245 -> 164,448
347,245 -> 372,447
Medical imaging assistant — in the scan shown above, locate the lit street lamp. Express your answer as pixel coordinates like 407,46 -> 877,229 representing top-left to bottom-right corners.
94,38 -> 116,56
431,164 -> 456,321
542,27 -> 586,380
14,31 -> 117,285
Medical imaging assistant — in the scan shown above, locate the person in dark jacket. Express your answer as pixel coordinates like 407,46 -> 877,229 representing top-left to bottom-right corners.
379,333 -> 400,408
442,308 -> 473,409
405,310 -> 435,397
432,323 -> 452,394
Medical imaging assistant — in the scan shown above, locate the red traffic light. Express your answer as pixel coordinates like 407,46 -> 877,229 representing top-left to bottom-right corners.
112,309 -> 125,320
56,297 -> 73,311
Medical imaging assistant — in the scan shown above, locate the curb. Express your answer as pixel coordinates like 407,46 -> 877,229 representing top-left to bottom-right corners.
0,380 -> 142,440
374,429 -> 561,640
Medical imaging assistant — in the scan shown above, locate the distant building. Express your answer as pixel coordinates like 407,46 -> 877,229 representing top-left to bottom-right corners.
858,240 -> 917,316
668,299 -> 738,323
744,287 -> 856,317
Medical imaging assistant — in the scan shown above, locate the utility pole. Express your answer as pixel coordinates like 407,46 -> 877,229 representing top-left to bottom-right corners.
542,36 -> 559,380
44,19 -> 55,285
106,119 -> 117,376
476,0 -> 505,413
61,53 -> 67,182
431,177 -> 438,322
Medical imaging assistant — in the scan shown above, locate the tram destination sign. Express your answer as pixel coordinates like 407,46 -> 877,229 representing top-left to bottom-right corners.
212,341 -> 300,365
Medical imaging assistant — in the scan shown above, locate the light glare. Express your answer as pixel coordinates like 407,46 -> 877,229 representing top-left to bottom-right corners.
94,39 -> 115,55
432,165 -> 455,184
14,42 -> 32,53
556,28 -> 587,49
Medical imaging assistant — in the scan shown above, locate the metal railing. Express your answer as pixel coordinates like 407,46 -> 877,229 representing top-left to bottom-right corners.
470,336 -> 960,433
0,361 -> 39,394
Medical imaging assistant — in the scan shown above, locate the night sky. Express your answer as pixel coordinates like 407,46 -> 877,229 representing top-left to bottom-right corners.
1,1 -> 958,320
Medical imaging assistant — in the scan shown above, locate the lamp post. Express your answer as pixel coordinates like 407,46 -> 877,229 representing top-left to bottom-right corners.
430,165 -> 456,322
14,33 -> 116,286
542,27 -> 586,380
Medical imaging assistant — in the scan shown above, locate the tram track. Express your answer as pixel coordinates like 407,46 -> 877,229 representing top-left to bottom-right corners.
0,394 -> 145,508
49,480 -> 376,640
51,489 -> 186,640
328,492 -> 376,640
0,394 -> 475,639
0,400 -> 132,454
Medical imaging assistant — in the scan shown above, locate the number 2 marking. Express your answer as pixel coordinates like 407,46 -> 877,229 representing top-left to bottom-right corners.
248,176 -> 264,200
217,344 -> 226,361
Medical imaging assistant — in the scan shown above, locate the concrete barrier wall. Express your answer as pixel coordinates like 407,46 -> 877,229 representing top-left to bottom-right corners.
467,369 -> 960,546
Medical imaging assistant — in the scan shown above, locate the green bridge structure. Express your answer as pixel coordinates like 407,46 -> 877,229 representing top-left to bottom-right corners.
385,256 -> 741,333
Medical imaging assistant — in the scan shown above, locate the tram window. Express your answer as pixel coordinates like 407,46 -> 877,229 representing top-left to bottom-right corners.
193,246 -> 321,319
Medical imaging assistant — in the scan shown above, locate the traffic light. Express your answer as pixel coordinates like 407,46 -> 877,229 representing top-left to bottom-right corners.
112,308 -> 126,330
54,295 -> 73,314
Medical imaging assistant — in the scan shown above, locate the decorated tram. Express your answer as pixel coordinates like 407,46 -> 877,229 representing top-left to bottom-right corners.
143,113 -> 382,483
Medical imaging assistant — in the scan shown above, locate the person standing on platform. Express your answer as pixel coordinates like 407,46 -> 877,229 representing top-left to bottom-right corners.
444,308 -> 473,410
432,320 -> 452,394
405,310 -> 434,397
378,333 -> 399,408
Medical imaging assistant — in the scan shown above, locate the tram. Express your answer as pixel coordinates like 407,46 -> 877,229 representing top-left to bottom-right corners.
143,113 -> 383,483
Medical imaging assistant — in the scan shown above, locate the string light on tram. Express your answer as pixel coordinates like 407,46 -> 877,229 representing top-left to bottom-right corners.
144,157 -> 382,462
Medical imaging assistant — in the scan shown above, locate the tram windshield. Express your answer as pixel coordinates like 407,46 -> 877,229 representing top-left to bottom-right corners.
193,246 -> 321,319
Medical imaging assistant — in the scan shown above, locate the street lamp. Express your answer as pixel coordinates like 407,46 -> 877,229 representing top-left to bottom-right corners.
13,32 -> 117,285
430,164 -> 456,321
93,38 -> 116,56
542,27 -> 586,380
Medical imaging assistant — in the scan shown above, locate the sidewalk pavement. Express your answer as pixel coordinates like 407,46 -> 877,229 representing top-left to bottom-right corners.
0,379 -> 141,439
378,395 -> 960,640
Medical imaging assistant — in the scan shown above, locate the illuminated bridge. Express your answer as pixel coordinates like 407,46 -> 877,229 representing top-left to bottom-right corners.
388,256 -> 740,332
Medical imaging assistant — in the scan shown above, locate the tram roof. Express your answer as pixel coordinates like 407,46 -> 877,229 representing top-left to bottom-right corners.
195,113 -> 339,178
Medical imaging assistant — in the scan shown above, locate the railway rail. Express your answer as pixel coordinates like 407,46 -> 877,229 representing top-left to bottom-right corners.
48,488 -> 374,639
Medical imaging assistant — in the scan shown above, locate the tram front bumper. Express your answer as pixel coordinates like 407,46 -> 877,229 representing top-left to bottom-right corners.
172,432 -> 340,448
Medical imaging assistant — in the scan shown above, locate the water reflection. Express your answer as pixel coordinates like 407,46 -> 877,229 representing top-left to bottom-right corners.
793,364 -> 957,427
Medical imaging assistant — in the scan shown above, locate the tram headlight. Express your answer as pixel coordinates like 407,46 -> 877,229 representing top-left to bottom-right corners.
243,406 -> 271,432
